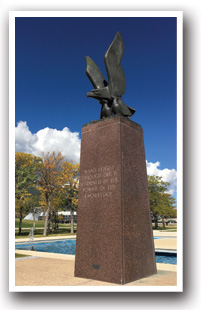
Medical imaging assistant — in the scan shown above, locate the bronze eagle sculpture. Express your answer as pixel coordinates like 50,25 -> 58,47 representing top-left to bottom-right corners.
85,32 -> 136,119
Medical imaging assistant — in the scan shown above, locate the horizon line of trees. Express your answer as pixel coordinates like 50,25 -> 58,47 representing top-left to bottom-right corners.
15,151 -> 177,235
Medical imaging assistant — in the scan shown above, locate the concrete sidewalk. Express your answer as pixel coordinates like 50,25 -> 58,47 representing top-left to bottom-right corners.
15,257 -> 177,286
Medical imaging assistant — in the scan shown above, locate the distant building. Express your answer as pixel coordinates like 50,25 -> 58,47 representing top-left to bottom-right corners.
24,211 -> 77,223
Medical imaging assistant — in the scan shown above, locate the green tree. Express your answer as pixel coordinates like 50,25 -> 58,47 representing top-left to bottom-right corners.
58,161 -> 79,233
15,152 -> 41,235
148,175 -> 176,229
38,152 -> 64,236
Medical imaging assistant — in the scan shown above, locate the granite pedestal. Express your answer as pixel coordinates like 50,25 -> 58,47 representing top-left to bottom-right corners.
74,115 -> 156,284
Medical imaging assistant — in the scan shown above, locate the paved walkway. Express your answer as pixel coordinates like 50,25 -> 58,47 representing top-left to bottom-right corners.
15,230 -> 177,286
15,257 -> 176,286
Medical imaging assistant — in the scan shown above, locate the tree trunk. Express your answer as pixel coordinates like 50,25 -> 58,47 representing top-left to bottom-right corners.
70,201 -> 74,234
43,201 -> 50,236
48,211 -> 51,234
18,207 -> 23,235
51,208 -> 55,232
56,211 -> 59,229
33,212 -> 36,231
161,216 -> 165,228
52,208 -> 57,232
154,215 -> 158,229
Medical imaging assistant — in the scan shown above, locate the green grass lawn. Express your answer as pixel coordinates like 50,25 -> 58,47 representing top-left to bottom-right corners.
15,253 -> 30,258
152,224 -> 177,231
15,218 -> 176,239
15,218 -> 77,238
15,218 -> 45,228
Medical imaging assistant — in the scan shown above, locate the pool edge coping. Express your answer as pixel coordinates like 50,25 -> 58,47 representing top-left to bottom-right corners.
15,235 -> 76,243
15,230 -> 177,243
15,249 -> 177,272
15,249 -> 75,260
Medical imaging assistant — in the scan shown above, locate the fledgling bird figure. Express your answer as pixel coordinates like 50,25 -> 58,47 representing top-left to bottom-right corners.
85,32 -> 136,119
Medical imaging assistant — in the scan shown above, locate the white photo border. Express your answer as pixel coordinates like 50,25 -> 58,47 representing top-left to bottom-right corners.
9,10 -> 183,293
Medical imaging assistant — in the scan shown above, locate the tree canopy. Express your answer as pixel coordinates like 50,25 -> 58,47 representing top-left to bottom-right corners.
148,175 -> 176,228
59,160 -> 80,233
15,152 -> 41,200
15,152 -> 42,235
15,151 -> 80,236
37,152 -> 80,235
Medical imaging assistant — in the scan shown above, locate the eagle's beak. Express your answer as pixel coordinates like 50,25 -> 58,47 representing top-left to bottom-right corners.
86,91 -> 91,98
87,90 -> 96,98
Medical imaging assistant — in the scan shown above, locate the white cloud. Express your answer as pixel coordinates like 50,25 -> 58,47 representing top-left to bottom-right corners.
15,121 -> 81,163
15,121 -> 38,154
146,161 -> 177,195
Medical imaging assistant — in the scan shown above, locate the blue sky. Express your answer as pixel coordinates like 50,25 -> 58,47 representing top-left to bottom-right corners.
15,17 -> 177,196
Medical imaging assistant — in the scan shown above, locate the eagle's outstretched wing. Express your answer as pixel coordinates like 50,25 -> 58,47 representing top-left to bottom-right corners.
85,33 -> 135,118
104,32 -> 126,97
85,56 -> 107,89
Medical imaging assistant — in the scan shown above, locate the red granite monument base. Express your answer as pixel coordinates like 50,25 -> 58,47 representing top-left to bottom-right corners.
74,115 -> 156,284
